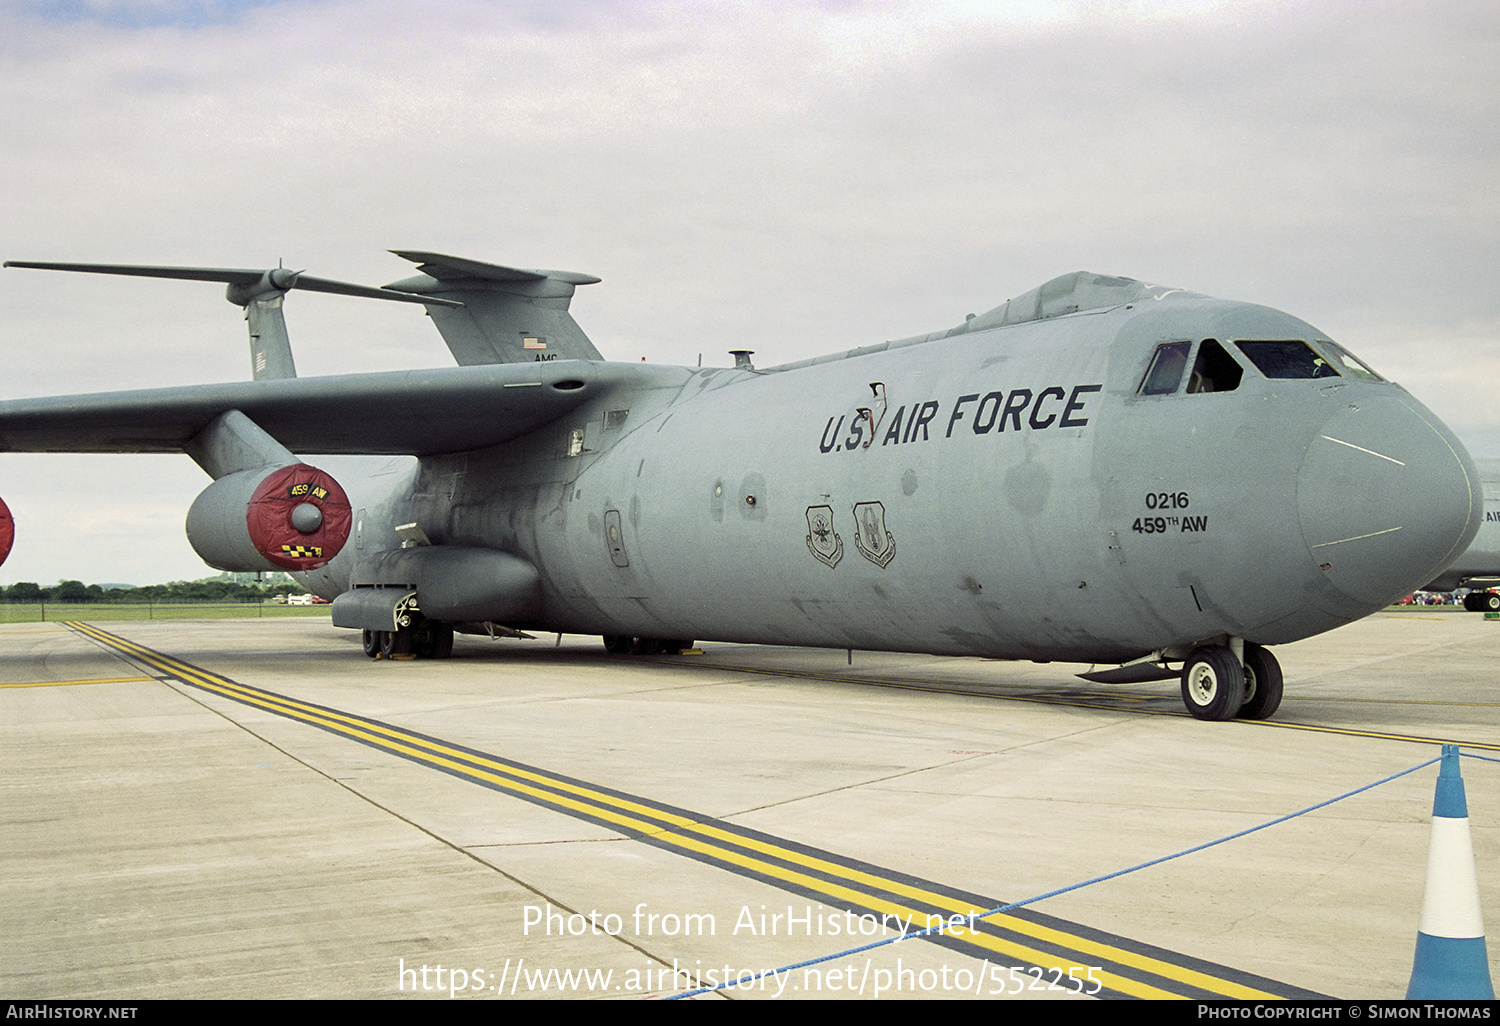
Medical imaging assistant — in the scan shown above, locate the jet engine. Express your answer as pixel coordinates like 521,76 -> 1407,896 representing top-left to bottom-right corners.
0,495 -> 12,567
186,463 -> 351,572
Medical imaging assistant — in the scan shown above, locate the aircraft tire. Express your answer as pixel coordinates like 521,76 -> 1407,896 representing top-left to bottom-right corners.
1478,592 -> 1500,613
380,629 -> 413,658
362,630 -> 379,658
1237,643 -> 1283,720
603,635 -> 686,655
1180,646 -> 1246,721
412,623 -> 454,659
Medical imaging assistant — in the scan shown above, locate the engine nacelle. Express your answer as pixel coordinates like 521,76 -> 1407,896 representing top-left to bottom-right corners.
186,463 -> 351,572
0,495 -> 12,568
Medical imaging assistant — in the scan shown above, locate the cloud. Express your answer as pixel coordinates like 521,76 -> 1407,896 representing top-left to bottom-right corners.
13,0 -> 281,29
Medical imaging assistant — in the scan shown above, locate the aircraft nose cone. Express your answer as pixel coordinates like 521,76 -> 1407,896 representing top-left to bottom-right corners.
1297,394 -> 1482,606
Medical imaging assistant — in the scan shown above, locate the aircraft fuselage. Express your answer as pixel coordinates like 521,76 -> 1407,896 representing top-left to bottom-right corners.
302,293 -> 1483,666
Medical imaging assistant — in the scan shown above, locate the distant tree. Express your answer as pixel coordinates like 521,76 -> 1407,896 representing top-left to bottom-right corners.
52,580 -> 91,603
1,574 -> 296,604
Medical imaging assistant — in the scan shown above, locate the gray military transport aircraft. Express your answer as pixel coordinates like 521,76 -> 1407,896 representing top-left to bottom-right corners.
1424,456 -> 1500,612
0,256 -> 1485,721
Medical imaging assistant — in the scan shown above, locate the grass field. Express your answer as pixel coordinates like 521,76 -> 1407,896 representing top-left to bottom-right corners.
0,603 -> 332,624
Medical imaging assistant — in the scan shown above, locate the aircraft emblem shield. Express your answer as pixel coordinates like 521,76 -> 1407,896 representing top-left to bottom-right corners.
852,501 -> 896,568
804,505 -> 843,568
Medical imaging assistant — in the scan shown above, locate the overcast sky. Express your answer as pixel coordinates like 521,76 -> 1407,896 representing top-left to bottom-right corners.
0,0 -> 1496,586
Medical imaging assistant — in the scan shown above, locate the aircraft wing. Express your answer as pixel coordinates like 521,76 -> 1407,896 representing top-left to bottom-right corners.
0,360 -> 651,457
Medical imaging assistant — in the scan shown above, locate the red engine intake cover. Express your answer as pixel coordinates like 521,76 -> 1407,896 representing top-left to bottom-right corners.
246,464 -> 352,571
0,495 -> 12,568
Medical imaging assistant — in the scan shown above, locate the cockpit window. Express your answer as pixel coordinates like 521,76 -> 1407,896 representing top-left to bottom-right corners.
1233,340 -> 1341,379
1186,339 -> 1243,393
1318,340 -> 1385,382
1138,341 -> 1192,395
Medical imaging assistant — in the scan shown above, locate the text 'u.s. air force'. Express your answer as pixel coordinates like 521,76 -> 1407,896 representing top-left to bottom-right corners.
818,384 -> 1103,453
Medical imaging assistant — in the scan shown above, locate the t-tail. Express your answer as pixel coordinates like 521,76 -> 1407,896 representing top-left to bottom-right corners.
383,251 -> 604,364
2,259 -> 456,381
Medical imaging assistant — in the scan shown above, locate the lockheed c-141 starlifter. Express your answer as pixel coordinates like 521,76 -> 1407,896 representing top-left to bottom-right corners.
0,254 -> 1484,720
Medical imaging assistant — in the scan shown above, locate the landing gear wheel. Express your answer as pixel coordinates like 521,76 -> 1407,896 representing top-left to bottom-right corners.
603,635 -> 691,655
1180,645 -> 1246,721
414,623 -> 454,659
1474,591 -> 1500,613
380,628 -> 413,658
362,629 -> 380,658
1237,643 -> 1283,720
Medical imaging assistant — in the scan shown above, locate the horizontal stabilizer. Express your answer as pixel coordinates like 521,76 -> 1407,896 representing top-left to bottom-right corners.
384,251 -> 604,365
390,251 -> 600,287
3,260 -> 462,307
5,258 -> 464,384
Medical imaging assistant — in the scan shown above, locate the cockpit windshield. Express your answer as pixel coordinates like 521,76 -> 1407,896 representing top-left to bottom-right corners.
1138,339 -> 1244,395
1317,340 -> 1385,382
1139,341 -> 1191,395
1233,340 -> 1340,379
1186,339 -> 1243,393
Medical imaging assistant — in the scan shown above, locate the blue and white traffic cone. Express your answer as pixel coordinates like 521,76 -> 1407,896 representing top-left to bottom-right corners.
1407,744 -> 1494,999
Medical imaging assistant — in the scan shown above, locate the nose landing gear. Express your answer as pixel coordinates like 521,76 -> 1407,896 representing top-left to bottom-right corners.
1180,641 -> 1283,721
1237,643 -> 1284,720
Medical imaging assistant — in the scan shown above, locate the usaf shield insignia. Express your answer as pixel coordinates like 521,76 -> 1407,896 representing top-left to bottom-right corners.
805,505 -> 843,568
852,501 -> 896,568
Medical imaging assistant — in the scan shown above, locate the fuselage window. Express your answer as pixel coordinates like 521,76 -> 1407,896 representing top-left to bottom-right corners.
1234,340 -> 1341,379
1318,340 -> 1385,382
1138,341 -> 1192,395
1186,339 -> 1243,393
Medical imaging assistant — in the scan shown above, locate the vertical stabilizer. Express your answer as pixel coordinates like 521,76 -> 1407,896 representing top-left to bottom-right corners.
385,251 -> 604,365
228,275 -> 299,380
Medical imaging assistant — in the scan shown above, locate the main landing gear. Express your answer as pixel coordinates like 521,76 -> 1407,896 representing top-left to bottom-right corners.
1180,642 -> 1283,721
1464,590 -> 1500,613
361,622 -> 455,660
602,636 -> 694,656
